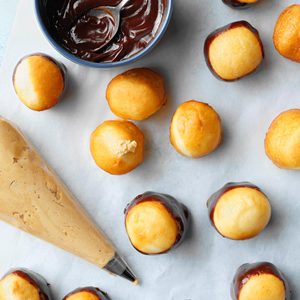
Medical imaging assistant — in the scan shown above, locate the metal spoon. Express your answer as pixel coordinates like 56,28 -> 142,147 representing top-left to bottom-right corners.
88,0 -> 131,49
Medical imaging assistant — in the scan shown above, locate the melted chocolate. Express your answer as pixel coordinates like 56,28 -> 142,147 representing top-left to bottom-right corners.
39,0 -> 165,62
231,262 -> 291,300
124,192 -> 190,254
63,287 -> 110,300
222,0 -> 256,9
207,182 -> 266,238
69,9 -> 116,53
3,268 -> 52,300
204,20 -> 264,82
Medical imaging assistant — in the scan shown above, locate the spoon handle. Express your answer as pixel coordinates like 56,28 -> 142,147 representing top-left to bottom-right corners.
117,0 -> 131,9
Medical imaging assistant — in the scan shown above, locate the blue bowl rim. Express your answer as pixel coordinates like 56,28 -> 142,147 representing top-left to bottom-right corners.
34,0 -> 174,68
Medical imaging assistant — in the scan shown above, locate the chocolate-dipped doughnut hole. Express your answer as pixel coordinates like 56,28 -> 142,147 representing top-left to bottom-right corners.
222,0 -> 259,9
231,262 -> 291,300
0,268 -> 52,299
63,287 -> 110,300
207,182 -> 271,240
125,192 -> 190,255
204,21 -> 264,81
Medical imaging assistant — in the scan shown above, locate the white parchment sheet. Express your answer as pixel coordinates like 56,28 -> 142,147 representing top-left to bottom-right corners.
0,0 -> 300,299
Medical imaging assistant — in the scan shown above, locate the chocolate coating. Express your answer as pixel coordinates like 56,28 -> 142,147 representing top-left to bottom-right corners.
204,21 -> 264,81
231,262 -> 291,300
222,0 -> 257,9
39,0 -> 166,62
1,268 -> 52,300
63,287 -> 110,300
124,192 -> 190,254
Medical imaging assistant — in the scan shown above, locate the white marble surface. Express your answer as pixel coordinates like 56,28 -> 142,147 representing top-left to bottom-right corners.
0,0 -> 19,63
0,0 -> 300,299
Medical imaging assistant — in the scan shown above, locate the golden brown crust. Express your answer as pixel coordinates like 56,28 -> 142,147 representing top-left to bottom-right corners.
125,200 -> 179,254
232,262 -> 289,300
273,4 -> 300,63
66,293 -> 99,300
106,68 -> 166,121
265,109 -> 300,169
63,287 -> 109,300
65,290 -> 101,300
13,54 -> 65,111
0,273 -> 41,300
125,192 -> 190,255
212,186 -> 271,240
239,274 -> 285,300
90,120 -> 144,175
170,100 -> 222,158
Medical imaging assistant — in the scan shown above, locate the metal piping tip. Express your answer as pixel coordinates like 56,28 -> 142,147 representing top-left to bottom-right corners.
104,253 -> 138,284
120,264 -> 138,284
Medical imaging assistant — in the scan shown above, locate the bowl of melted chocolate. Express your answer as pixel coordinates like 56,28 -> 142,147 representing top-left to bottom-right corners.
35,0 -> 172,67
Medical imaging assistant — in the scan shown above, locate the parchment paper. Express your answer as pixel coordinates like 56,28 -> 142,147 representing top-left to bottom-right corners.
0,0 -> 300,299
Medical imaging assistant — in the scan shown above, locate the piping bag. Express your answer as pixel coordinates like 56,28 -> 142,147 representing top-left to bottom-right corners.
0,117 -> 138,284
